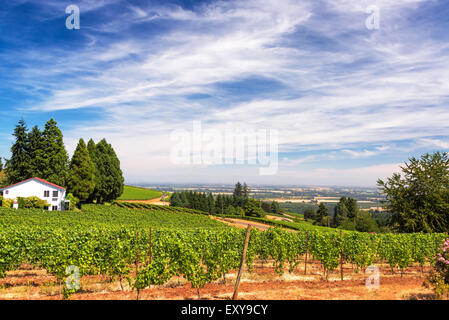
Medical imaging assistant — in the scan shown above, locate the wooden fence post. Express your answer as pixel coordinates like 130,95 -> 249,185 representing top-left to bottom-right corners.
135,231 -> 140,300
340,230 -> 343,281
304,231 -> 309,275
232,225 -> 251,300
147,227 -> 152,266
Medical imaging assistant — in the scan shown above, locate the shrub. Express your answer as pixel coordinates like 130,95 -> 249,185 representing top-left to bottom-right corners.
225,205 -> 237,215
17,197 -> 26,208
1,198 -> 13,208
244,199 -> 266,218
425,238 -> 449,299
12,196 -> 50,209
65,193 -> 79,210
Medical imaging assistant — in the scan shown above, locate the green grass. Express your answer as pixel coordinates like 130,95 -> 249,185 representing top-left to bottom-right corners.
118,186 -> 162,201
0,204 -> 229,230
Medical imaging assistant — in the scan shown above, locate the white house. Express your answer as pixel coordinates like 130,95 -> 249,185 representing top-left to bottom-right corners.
0,177 -> 67,211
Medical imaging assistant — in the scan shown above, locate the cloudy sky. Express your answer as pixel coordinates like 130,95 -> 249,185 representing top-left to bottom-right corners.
1,0 -> 448,186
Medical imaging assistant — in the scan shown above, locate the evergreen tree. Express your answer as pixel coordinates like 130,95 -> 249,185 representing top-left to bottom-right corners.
233,182 -> 243,197
243,183 -> 249,199
169,192 -> 181,207
304,209 -> 315,220
224,195 -> 233,208
244,198 -> 265,217
333,197 -> 349,227
271,201 -> 281,214
215,194 -> 225,215
316,202 -> 329,224
5,119 -> 32,184
207,193 -> 215,214
86,139 -> 98,203
0,157 -> 6,188
180,191 -> 189,208
67,139 -> 95,202
199,192 -> 209,212
226,205 -> 237,215
346,198 -> 359,220
93,139 -> 124,203
261,201 -> 272,213
28,125 -> 45,178
40,118 -> 68,186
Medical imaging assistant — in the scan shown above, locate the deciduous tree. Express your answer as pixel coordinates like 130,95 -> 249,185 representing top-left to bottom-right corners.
378,151 -> 449,233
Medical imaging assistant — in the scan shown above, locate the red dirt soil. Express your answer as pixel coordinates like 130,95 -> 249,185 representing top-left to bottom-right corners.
0,262 -> 438,300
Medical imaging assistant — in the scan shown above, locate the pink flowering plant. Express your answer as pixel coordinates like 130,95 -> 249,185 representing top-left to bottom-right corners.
425,238 -> 449,299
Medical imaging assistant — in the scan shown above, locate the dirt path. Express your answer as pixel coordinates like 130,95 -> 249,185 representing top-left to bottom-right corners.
211,217 -> 272,231
266,215 -> 294,223
117,197 -> 169,206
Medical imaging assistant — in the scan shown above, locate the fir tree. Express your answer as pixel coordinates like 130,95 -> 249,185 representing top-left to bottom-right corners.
169,192 -> 181,207
271,201 -> 281,214
86,139 -> 98,203
333,197 -> 349,227
215,194 -> 225,215
233,182 -> 243,197
28,125 -> 45,178
94,139 -> 124,203
226,205 -> 237,215
317,202 -> 329,224
207,193 -> 215,214
5,119 -> 32,184
67,139 -> 95,202
41,118 -> 68,186
243,183 -> 249,199
199,192 -> 209,212
346,198 -> 359,220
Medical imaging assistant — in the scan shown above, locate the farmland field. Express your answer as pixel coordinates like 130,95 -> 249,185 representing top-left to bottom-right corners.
117,186 -> 162,201
0,204 -> 446,300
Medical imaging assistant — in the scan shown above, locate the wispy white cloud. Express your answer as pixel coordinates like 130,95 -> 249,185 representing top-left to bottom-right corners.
2,0 -> 449,185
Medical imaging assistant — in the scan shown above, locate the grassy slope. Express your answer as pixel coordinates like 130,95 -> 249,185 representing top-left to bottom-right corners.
118,186 -> 162,201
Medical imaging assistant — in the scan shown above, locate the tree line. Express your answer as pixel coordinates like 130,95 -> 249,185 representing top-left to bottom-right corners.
304,197 -> 380,233
1,118 -> 124,205
169,182 -> 283,217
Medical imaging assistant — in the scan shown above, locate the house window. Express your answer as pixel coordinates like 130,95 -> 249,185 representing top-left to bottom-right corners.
52,191 -> 59,197
44,191 -> 50,197
52,205 -> 58,211
5,190 -> 8,195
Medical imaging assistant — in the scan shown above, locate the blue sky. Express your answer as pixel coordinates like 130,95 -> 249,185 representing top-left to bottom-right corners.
1,0 -> 449,186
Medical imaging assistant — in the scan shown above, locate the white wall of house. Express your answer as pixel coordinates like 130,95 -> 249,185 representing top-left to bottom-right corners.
2,178 -> 66,211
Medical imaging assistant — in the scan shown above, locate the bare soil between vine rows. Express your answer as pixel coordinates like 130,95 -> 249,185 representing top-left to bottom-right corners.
0,261 -> 439,300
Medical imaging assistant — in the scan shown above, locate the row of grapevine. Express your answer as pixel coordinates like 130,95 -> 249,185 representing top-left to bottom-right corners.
0,225 -> 446,298
113,202 -> 208,215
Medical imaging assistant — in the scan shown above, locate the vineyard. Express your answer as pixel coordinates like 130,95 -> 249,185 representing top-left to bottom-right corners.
113,201 -> 209,216
0,204 -> 446,299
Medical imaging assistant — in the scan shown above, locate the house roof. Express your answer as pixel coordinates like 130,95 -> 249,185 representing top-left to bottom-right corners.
0,177 -> 66,191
